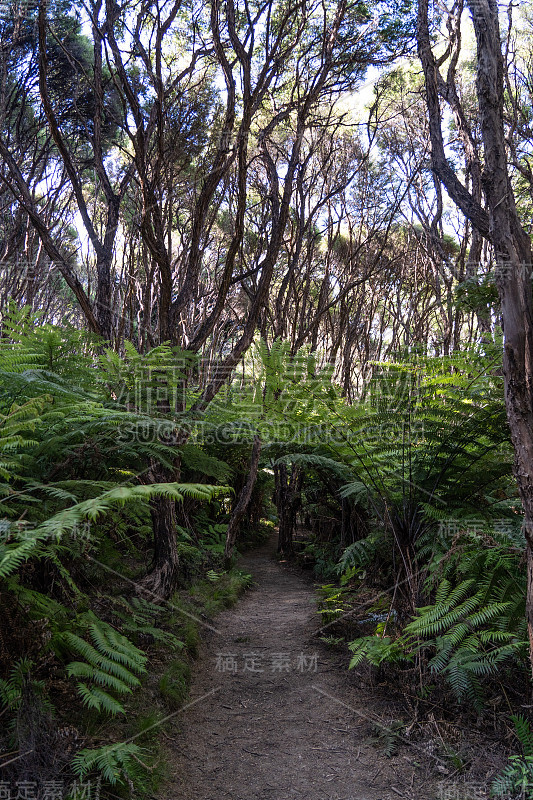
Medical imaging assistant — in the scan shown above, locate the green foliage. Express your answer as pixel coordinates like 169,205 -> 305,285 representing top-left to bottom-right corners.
405,578 -> 524,711
454,275 -> 499,315
369,719 -> 406,757
0,482 -> 223,586
197,522 -> 227,555
182,621 -> 201,657
348,524 -> 527,710
187,568 -> 253,614
99,339 -> 197,415
341,349 -> 512,521
512,715 -> 533,756
71,742 -> 148,788
60,617 -> 147,716
492,716 -> 533,798
316,583 -> 351,624
113,596 -> 185,651
158,659 -> 191,710
348,634 -> 412,668
213,339 -> 339,443
314,348 -> 529,710
301,541 -> 341,580
336,533 -> 385,573
0,319 -> 254,799
0,657 -> 49,715
0,304 -> 101,386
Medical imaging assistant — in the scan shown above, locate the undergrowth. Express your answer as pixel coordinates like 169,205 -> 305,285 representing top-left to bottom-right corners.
0,312 -> 259,799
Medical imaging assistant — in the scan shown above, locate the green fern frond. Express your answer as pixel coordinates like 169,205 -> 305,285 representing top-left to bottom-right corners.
71,742 -> 147,786
76,684 -> 126,716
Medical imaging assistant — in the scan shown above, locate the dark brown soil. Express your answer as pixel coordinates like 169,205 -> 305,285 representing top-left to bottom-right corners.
158,538 -> 483,800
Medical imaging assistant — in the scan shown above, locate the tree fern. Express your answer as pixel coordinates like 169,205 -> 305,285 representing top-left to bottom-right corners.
348,523 -> 527,710
0,482 -> 225,581
0,324 -> 255,799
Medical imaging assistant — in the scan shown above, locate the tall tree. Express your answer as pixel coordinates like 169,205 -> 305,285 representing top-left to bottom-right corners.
417,0 -> 533,670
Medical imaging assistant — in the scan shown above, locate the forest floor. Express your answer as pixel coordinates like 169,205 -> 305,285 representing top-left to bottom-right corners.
158,535 -> 497,800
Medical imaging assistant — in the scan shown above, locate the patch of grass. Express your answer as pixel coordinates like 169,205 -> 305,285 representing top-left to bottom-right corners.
182,621 -> 200,658
187,569 -> 252,614
167,596 -> 203,658
129,710 -> 165,739
159,659 -> 191,711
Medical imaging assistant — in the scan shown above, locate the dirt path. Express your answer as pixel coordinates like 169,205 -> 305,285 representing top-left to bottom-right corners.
161,537 -> 435,800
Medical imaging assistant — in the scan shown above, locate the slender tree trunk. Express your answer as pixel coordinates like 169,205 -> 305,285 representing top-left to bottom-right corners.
224,435 -> 261,568
95,252 -> 113,342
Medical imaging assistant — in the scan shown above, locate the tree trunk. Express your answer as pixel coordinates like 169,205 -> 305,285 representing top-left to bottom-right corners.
340,497 -> 352,547
275,462 -> 303,557
138,460 -> 180,599
138,380 -> 187,599
418,0 -> 533,671
466,0 -> 533,670
95,252 -> 113,342
224,435 -> 262,568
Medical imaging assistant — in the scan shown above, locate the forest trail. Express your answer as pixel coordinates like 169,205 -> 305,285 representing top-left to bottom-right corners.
161,537 -> 433,800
